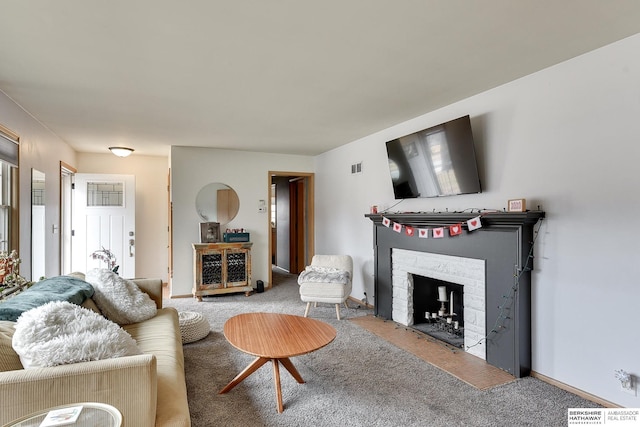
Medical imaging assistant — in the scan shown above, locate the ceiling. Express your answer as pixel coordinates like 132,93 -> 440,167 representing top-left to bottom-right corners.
1,1 -> 640,157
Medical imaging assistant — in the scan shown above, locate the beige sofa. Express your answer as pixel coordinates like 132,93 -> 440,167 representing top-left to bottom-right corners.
0,278 -> 191,426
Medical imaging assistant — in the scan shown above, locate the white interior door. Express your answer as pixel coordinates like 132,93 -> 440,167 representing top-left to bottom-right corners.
72,174 -> 136,277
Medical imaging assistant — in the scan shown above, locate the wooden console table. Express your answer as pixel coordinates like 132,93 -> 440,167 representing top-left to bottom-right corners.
192,242 -> 252,301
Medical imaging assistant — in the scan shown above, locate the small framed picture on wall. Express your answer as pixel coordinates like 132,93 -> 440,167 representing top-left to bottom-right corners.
200,222 -> 220,243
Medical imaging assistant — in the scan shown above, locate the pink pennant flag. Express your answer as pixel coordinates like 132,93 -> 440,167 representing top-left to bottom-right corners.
433,227 -> 444,238
418,229 -> 429,239
449,223 -> 463,236
382,217 -> 391,227
405,226 -> 415,237
467,216 -> 482,231
393,222 -> 402,233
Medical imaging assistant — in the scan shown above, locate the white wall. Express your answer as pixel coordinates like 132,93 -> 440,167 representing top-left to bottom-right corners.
315,34 -> 640,406
76,153 -> 170,282
1,90 -> 169,282
0,90 -> 77,279
170,147 -> 313,297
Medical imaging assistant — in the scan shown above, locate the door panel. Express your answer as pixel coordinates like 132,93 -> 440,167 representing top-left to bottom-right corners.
289,179 -> 306,274
72,174 -> 135,277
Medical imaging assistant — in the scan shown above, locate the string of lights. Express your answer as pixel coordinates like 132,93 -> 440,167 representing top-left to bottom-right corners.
465,218 -> 544,352
376,205 -> 504,215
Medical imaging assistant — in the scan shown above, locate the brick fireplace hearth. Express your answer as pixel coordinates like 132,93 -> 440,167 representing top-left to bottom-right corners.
391,249 -> 486,359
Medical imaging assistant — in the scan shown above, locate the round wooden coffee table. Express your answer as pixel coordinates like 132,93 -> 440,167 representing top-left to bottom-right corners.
219,312 -> 336,413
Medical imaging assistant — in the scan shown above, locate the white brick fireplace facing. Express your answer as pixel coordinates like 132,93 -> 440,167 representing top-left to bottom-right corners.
391,249 -> 486,360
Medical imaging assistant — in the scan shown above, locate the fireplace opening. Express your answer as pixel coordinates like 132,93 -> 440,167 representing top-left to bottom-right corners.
411,275 -> 464,349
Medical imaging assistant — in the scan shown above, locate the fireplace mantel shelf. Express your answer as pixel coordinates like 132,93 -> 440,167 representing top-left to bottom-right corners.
366,210 -> 545,228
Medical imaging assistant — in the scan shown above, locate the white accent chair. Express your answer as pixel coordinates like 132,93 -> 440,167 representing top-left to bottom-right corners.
298,255 -> 353,320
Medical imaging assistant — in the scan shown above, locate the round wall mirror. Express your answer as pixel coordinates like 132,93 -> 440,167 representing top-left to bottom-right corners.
195,183 -> 239,225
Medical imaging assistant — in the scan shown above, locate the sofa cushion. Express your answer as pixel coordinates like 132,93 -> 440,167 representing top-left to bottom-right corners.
85,269 -> 157,325
0,321 -> 22,371
12,301 -> 141,368
0,276 -> 94,321
123,307 -> 190,426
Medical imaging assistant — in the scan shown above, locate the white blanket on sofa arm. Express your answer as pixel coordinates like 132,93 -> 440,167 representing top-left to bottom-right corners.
85,268 -> 157,325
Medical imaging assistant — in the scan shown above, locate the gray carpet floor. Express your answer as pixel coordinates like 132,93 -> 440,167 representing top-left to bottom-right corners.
164,269 -> 600,427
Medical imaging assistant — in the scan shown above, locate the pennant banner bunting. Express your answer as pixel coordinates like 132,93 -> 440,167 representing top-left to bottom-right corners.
449,223 -> 463,236
467,216 -> 482,231
380,214 -> 485,240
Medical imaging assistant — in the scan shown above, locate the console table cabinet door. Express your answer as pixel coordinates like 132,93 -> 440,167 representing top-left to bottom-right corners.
200,249 -> 224,289
193,243 -> 253,301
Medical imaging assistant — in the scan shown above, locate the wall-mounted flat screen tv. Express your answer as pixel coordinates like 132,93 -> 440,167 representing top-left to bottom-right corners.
385,115 -> 481,199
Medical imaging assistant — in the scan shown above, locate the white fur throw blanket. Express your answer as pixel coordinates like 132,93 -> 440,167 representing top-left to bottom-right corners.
12,301 -> 141,368
298,266 -> 351,285
85,269 -> 157,325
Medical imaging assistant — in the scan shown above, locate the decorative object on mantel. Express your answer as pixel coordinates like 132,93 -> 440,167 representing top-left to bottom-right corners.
508,198 -> 526,212
90,247 -> 119,274
0,250 -> 33,300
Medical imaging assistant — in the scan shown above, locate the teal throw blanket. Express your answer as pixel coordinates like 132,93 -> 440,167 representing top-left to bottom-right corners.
0,276 -> 94,321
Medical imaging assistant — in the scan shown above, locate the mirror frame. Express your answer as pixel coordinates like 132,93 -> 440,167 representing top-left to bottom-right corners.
195,182 -> 239,225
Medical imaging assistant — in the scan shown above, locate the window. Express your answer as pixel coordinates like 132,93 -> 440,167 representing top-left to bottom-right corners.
86,181 -> 124,207
0,124 -> 19,253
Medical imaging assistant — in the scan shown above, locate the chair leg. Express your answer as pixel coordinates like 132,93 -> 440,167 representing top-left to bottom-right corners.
344,300 -> 349,309
335,304 -> 341,320
304,302 -> 311,317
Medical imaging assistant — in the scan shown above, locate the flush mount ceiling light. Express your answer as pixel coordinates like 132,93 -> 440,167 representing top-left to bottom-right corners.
109,146 -> 134,157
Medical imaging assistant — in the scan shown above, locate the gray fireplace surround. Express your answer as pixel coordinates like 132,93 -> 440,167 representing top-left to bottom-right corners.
366,211 -> 544,378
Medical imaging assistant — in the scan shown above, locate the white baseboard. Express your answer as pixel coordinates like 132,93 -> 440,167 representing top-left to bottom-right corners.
531,371 -> 620,408
347,295 -> 374,309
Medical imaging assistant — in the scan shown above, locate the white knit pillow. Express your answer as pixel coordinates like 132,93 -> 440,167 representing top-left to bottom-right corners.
84,269 -> 157,325
12,301 -> 141,368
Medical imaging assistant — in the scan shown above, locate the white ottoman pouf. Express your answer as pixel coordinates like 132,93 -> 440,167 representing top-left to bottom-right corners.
178,311 -> 210,344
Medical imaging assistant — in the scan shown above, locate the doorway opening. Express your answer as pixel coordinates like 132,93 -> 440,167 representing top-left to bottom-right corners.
268,172 -> 314,288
